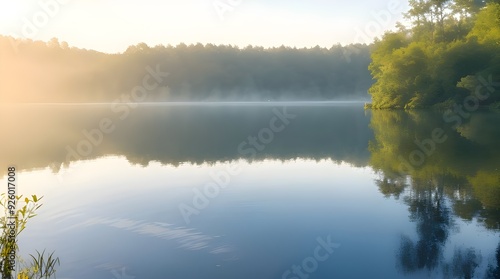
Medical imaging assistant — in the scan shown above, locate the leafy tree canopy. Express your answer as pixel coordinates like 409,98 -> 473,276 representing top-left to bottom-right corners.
369,1 -> 500,109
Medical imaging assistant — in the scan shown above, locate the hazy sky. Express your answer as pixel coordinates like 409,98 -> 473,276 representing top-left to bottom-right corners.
0,0 -> 409,53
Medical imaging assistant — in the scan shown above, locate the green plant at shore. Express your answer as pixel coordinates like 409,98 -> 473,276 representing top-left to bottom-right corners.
17,250 -> 60,279
0,194 -> 59,279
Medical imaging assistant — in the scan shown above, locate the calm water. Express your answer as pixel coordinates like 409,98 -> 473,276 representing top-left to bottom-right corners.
0,103 -> 499,279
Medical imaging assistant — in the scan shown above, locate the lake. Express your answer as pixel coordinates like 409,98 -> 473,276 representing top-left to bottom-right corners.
1,103 -> 499,279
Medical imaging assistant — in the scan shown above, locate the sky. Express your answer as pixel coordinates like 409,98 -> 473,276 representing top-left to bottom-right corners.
0,0 -> 410,53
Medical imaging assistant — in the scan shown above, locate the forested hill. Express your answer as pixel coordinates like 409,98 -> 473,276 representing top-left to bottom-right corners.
0,36 -> 372,103
369,1 -> 500,109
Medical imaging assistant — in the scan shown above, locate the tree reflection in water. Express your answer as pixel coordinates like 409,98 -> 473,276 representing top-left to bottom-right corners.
369,110 -> 500,278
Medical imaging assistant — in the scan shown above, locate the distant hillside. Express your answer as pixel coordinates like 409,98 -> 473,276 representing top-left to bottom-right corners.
0,36 -> 373,103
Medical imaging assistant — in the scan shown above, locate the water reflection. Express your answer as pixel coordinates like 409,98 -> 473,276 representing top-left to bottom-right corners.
0,104 -> 372,175
369,110 -> 500,277
397,178 -> 452,273
1,104 -> 499,278
487,243 -> 500,278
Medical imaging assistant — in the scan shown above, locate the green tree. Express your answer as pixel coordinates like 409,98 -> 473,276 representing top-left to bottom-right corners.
467,2 -> 500,44
369,1 -> 500,109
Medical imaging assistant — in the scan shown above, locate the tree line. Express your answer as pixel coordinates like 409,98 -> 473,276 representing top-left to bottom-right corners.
0,36 -> 372,103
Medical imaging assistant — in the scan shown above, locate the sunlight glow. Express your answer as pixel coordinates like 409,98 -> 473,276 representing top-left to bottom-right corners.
0,0 -> 24,22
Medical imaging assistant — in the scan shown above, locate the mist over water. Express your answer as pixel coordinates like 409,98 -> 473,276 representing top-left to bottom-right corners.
0,37 -> 373,103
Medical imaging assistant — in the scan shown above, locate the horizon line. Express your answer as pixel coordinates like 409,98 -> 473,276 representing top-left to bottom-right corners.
0,100 -> 370,107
